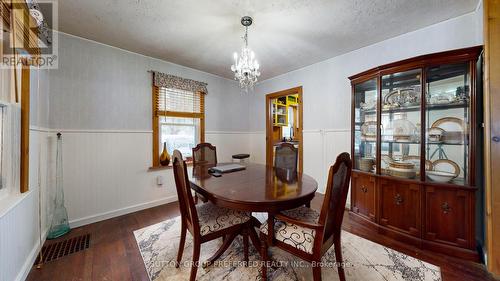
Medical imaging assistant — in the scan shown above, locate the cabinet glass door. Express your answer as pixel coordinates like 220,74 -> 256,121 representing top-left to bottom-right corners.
425,63 -> 470,185
380,69 -> 422,179
354,78 -> 378,173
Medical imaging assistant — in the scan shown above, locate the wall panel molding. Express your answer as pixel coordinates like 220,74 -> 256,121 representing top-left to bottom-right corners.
31,128 -> 264,135
49,131 -> 256,228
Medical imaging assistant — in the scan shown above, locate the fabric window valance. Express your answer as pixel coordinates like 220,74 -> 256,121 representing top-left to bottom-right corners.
152,71 -> 208,94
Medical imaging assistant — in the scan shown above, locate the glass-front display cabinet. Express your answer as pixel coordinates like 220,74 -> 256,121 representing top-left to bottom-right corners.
425,63 -> 471,186
380,69 -> 422,178
349,46 -> 483,260
353,78 -> 377,173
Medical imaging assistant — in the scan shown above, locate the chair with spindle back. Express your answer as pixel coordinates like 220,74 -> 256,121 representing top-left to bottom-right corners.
260,152 -> 353,281
172,150 -> 252,281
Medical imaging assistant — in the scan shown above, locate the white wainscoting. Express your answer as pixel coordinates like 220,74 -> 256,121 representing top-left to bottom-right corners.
249,129 -> 351,197
0,129 -> 52,281
57,130 -> 175,228
0,190 -> 39,281
53,130 -> 258,228
247,132 -> 267,165
205,131 -> 253,162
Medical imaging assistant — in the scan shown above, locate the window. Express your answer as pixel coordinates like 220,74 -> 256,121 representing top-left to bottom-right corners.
0,0 -> 34,194
152,87 -> 205,166
160,117 -> 199,159
0,102 -> 9,201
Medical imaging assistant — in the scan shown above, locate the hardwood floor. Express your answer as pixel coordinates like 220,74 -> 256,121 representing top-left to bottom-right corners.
27,194 -> 496,281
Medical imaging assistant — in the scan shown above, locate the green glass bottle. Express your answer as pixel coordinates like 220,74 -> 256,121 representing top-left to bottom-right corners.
47,133 -> 70,239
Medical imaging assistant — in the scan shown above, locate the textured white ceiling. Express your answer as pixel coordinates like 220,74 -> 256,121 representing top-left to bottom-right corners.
49,0 -> 479,80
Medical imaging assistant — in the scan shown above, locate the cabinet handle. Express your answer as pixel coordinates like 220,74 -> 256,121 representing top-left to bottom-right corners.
441,202 -> 451,214
493,136 -> 500,143
394,194 -> 404,205
361,186 -> 368,193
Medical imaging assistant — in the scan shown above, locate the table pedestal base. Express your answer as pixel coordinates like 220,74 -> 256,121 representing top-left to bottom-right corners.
203,217 -> 262,268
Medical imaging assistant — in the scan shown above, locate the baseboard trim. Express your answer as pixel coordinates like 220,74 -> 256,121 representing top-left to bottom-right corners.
69,196 -> 178,228
15,228 -> 49,281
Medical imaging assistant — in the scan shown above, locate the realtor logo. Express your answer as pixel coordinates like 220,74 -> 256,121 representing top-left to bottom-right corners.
1,0 -> 58,69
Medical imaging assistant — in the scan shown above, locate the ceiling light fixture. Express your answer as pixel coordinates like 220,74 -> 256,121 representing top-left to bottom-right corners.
231,16 -> 260,91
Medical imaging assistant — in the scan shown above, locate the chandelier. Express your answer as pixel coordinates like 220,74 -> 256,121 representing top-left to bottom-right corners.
231,16 -> 260,90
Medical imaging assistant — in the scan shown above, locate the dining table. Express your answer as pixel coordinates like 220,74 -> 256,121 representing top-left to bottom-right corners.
189,163 -> 318,263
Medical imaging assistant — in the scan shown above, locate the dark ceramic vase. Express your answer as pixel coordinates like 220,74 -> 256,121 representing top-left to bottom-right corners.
160,142 -> 171,166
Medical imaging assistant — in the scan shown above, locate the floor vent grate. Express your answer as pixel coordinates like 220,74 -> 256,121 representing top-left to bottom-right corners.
34,233 -> 91,264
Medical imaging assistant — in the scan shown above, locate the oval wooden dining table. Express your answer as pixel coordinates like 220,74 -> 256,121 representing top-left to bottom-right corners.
189,163 -> 318,263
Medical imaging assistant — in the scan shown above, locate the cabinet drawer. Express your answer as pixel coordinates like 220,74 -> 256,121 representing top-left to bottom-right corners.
424,186 -> 474,249
379,179 -> 421,237
351,172 -> 376,221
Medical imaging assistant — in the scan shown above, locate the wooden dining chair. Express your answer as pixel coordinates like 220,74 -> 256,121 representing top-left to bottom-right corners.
192,142 -> 217,165
274,143 -> 298,171
192,143 -> 217,203
172,150 -> 252,281
260,152 -> 352,281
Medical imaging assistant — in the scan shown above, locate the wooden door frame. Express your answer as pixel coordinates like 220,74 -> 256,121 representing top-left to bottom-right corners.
20,62 -> 30,193
484,0 -> 500,276
265,86 -> 303,173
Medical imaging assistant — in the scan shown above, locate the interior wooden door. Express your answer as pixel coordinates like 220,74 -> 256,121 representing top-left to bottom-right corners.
265,86 -> 303,173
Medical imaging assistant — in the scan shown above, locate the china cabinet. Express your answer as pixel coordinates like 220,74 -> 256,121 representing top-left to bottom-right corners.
349,46 -> 483,260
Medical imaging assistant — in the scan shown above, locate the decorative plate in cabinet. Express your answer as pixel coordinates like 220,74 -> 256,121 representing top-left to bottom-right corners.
383,88 -> 421,109
431,117 -> 467,144
426,159 -> 460,183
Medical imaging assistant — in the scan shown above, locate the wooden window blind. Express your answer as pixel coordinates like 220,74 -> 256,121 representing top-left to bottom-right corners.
1,1 -> 40,53
152,86 -> 205,167
0,0 -> 10,32
155,87 -> 204,118
11,1 -> 39,56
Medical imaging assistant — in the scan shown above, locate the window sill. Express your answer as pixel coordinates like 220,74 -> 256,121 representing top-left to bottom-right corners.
148,162 -> 193,172
148,165 -> 172,172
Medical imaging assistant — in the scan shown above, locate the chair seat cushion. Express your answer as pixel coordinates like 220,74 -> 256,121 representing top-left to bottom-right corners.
196,203 -> 251,236
232,154 -> 250,159
260,206 -> 320,254
281,206 -> 320,223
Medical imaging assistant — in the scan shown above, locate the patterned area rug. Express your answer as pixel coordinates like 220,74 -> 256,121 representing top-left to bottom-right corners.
133,216 -> 441,281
